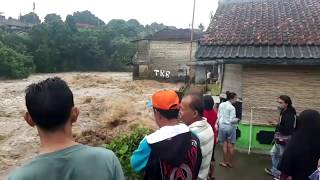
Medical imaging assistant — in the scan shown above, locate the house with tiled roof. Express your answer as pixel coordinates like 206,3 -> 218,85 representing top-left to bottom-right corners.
132,28 -> 202,82
0,15 -> 34,31
191,0 -> 320,152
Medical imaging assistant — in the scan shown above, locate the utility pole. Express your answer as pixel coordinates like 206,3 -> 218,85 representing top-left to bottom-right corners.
186,0 -> 196,85
189,0 -> 196,62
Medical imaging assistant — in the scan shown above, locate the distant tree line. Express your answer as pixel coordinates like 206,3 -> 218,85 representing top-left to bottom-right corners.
0,10 -> 204,79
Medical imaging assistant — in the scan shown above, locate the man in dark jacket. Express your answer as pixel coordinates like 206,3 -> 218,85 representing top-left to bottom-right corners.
131,90 -> 202,180
265,95 -> 296,180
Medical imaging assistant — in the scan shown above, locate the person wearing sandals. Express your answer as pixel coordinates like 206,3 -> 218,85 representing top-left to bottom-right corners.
217,91 -> 239,169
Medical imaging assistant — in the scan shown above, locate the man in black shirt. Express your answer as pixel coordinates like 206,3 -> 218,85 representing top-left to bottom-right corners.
265,95 -> 296,180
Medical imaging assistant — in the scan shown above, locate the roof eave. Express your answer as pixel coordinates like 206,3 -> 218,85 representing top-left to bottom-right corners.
192,58 -> 320,66
132,39 -> 199,43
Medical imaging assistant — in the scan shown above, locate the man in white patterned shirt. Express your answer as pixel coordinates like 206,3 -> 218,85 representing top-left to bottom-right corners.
180,93 -> 214,180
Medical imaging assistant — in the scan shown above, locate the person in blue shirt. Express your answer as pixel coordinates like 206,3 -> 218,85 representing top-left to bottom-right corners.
131,90 -> 202,180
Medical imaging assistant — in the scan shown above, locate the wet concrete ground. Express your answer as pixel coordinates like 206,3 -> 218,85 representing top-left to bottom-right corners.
214,146 -> 273,180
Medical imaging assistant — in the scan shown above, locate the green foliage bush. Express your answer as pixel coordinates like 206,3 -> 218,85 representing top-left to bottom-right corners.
208,84 -> 221,96
0,46 -> 34,78
104,127 -> 152,180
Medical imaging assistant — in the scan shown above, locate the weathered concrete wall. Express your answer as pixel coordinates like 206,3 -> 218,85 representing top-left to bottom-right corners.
135,40 -> 197,82
241,65 -> 320,124
132,40 -> 150,79
133,40 -> 149,64
195,66 -> 206,84
222,64 -> 243,97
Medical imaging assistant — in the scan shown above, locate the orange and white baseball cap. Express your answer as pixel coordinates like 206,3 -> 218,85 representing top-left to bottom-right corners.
152,90 -> 179,110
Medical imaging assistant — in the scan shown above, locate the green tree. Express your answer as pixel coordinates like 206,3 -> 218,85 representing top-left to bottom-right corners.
66,32 -> 106,71
44,13 -> 63,24
127,19 -> 146,38
72,10 -> 105,26
0,32 -> 30,54
0,46 -> 34,78
28,17 -> 70,72
145,22 -> 176,34
1,11 -> 181,77
33,44 -> 55,72
198,23 -> 205,32
20,12 -> 41,24
65,15 -> 77,32
110,37 -> 135,69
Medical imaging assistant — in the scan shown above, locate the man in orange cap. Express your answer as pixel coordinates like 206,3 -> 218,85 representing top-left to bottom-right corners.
131,90 -> 202,180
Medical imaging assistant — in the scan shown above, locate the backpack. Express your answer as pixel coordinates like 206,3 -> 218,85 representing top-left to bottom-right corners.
144,133 -> 202,180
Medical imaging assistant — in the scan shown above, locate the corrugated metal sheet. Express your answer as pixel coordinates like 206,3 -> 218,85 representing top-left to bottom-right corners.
196,45 -> 320,60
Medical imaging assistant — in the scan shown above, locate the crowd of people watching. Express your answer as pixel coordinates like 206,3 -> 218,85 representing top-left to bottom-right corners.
5,77 -> 320,180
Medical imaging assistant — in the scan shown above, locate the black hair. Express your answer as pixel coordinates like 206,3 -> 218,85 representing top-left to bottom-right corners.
279,95 -> 293,107
292,109 -> 320,152
154,108 -> 179,120
175,90 -> 183,102
296,110 -> 320,134
187,93 -> 204,117
279,95 -> 296,114
25,77 -> 74,132
226,91 -> 237,101
203,95 -> 214,110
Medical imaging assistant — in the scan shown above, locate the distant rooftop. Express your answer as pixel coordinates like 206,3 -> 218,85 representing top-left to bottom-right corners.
135,28 -> 203,42
0,16 -> 34,28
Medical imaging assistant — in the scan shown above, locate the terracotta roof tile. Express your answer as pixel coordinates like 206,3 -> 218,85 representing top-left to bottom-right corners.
202,0 -> 320,46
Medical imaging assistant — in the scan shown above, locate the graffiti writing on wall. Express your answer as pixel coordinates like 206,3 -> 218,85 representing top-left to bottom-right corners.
154,69 -> 170,78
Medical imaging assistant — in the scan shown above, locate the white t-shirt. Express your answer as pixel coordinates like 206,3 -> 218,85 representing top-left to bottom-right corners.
218,101 -> 238,125
207,72 -> 211,79
189,118 -> 214,180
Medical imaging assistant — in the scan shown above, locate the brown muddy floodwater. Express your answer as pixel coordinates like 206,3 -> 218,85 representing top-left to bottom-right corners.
0,72 -> 179,178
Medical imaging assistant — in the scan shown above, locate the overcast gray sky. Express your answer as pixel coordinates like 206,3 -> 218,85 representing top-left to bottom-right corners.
0,0 -> 218,28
